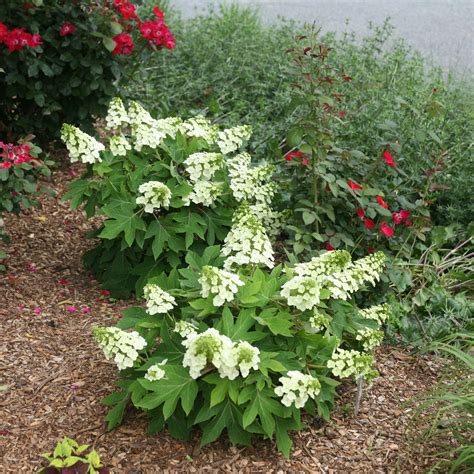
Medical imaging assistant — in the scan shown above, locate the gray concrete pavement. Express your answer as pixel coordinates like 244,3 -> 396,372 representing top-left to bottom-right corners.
170,0 -> 474,75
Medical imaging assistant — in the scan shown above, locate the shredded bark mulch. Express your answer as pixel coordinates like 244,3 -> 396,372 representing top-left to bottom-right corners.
0,170 -> 448,472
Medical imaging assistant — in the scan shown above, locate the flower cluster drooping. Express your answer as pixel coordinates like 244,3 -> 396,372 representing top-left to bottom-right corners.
327,348 -> 376,381
356,328 -> 384,351
144,359 -> 168,382
222,204 -> 274,270
359,303 -> 391,324
198,265 -> 244,306
182,328 -> 260,380
61,124 -> 105,164
184,152 -> 224,182
105,97 -> 130,130
143,283 -> 176,314
109,135 -> 132,156
181,116 -> 218,143
136,181 -> 172,213
93,326 -> 146,371
216,125 -> 252,155
274,371 -> 321,408
281,250 -> 384,311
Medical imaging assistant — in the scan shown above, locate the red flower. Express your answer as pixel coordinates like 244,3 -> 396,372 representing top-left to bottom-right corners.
376,196 -> 389,209
392,212 -> 403,224
400,209 -> 410,221
0,161 -> 12,169
383,149 -> 397,167
0,22 -> 8,42
112,33 -> 134,55
348,179 -> 363,192
153,7 -> 165,18
356,208 -> 365,219
364,218 -> 375,230
100,289 -> 110,296
60,22 -> 77,37
28,34 -> 43,47
284,150 -> 303,161
113,0 -> 138,20
326,242 -> 335,251
380,222 -> 394,237
138,19 -> 175,49
302,157 -> 309,166
338,111 -> 347,118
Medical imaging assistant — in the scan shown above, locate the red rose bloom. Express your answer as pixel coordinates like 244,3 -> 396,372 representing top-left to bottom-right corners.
392,212 -> 403,224
0,22 -> 8,42
383,149 -> 397,167
356,208 -> 365,219
114,0 -> 138,21
60,22 -> 77,37
380,222 -> 394,237
376,196 -> 389,209
326,242 -> 335,251
400,209 -> 410,221
153,7 -> 165,19
348,179 -> 363,192
112,33 -> 134,55
364,218 -> 375,230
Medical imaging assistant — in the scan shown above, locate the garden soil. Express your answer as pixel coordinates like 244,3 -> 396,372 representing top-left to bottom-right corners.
0,169 -> 449,473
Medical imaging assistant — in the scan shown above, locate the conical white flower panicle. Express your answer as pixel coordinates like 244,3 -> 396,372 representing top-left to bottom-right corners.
227,153 -> 276,204
184,152 -> 224,183
93,326 -> 146,371
143,283 -> 176,315
359,303 -> 391,325
198,265 -> 244,306
181,328 -> 260,380
61,124 -> 105,164
105,97 -> 129,130
222,203 -> 274,270
325,251 -> 385,300
109,134 -> 131,156
183,180 -> 223,207
274,371 -> 321,408
128,100 -> 156,127
281,251 -> 386,308
217,125 -> 252,154
182,116 -> 218,143
355,328 -> 384,351
174,320 -> 197,338
326,348 -> 376,380
136,181 -> 172,213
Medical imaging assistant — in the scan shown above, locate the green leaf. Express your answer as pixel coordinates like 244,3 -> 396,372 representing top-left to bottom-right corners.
239,386 -> 285,437
137,366 -> 198,419
254,308 -> 293,336
100,202 -> 145,246
105,399 -> 127,430
103,36 -> 116,52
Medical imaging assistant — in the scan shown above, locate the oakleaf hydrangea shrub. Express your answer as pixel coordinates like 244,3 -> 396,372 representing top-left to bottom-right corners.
0,1 -> 175,142
94,246 -> 389,457
63,98 -> 284,297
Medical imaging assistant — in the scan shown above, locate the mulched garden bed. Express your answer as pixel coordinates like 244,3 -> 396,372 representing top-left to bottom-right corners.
0,170 -> 446,472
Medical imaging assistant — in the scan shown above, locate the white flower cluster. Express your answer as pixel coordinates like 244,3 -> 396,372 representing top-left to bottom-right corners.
292,250 -> 352,278
327,348 -> 375,380
184,152 -> 224,182
93,326 -> 146,371
325,252 -> 386,300
227,153 -> 276,205
182,328 -> 260,380
359,303 -> 391,324
132,122 -> 168,151
61,124 -> 105,164
174,320 -> 197,338
274,371 -> 321,408
217,125 -> 252,154
182,116 -> 218,143
109,134 -> 132,156
183,181 -> 223,207
136,181 -> 172,213
281,276 -> 321,311
309,311 -> 331,332
144,359 -> 168,382
143,283 -> 176,315
198,265 -> 244,306
356,328 -> 384,351
222,204 -> 274,270
282,251 -> 385,309
105,97 -> 129,130
128,101 -> 156,126
251,203 -> 290,238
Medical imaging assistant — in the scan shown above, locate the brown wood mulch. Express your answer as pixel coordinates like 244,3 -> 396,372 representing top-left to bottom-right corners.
0,170 -> 448,473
